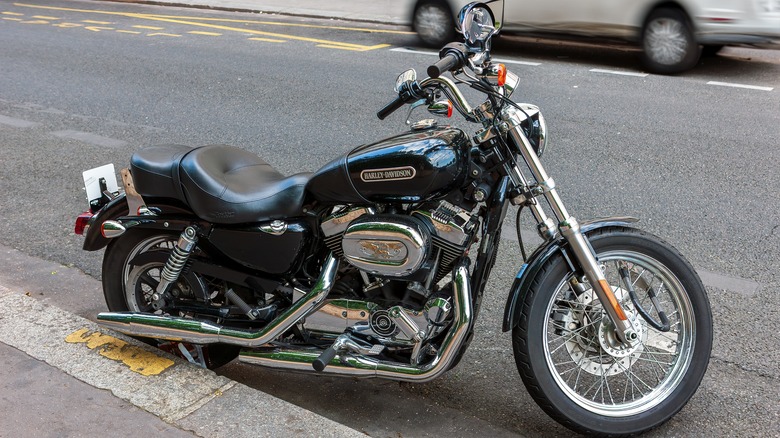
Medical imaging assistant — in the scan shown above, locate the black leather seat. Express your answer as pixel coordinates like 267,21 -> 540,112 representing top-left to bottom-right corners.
130,144 -> 310,224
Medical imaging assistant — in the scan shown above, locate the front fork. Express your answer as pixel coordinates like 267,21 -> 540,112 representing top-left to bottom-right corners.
501,110 -> 636,345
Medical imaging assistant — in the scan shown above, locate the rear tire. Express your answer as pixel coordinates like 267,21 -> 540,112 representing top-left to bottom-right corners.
102,230 -> 239,369
512,227 -> 712,435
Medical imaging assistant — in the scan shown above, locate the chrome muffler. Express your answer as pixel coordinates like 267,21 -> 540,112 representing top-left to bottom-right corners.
97,254 -> 339,348
238,262 -> 473,382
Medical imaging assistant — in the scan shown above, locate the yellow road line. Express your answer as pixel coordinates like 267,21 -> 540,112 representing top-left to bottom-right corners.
117,30 -> 141,34
188,30 -> 221,36
66,328 -> 174,376
85,26 -> 114,32
13,2 -> 390,51
53,22 -> 82,28
147,32 -> 181,37
3,17 -> 22,21
147,13 -> 416,35
82,19 -> 112,24
248,37 -> 285,43
132,24 -> 163,30
20,19 -> 48,24
2,11 -> 24,16
32,15 -> 58,19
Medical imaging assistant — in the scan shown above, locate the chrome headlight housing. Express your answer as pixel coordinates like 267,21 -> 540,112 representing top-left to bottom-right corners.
515,104 -> 548,157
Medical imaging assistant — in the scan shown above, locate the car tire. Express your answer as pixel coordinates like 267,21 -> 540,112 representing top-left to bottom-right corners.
641,8 -> 701,74
412,0 -> 456,48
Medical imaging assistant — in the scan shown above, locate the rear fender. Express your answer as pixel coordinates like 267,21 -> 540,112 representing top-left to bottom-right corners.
82,194 -> 195,251
501,217 -> 638,332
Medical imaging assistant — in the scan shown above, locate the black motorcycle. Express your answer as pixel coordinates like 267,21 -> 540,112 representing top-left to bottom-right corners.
75,2 -> 712,435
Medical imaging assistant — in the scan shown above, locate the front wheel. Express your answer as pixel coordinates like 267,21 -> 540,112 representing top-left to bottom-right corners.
513,227 -> 712,436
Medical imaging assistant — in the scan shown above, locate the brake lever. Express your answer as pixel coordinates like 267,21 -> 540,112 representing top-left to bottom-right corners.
405,99 -> 428,125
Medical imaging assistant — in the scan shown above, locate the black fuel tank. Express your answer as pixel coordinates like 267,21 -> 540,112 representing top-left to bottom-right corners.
307,127 -> 469,204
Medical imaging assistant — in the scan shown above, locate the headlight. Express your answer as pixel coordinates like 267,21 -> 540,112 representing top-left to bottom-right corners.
516,104 -> 548,157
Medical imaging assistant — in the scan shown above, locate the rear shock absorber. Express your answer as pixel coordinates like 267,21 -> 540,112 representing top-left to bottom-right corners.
151,226 -> 198,310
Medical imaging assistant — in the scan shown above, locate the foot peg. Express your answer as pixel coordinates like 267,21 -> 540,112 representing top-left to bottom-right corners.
312,332 -> 384,372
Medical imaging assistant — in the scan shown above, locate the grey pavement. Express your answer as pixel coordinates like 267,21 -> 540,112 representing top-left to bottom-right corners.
1,2 -> 410,437
0,280 -> 365,438
104,0 -> 418,25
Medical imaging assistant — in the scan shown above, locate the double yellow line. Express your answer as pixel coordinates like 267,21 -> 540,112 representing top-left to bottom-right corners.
14,2 -> 405,51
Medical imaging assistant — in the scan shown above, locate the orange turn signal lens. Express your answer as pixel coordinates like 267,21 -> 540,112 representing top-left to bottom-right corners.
497,64 -> 507,87
446,100 -> 453,118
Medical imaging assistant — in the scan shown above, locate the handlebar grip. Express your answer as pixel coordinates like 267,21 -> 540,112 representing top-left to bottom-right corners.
427,54 -> 459,78
312,344 -> 339,372
376,96 -> 406,120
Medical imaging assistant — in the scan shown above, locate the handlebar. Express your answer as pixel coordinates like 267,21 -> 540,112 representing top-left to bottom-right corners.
377,96 -> 406,120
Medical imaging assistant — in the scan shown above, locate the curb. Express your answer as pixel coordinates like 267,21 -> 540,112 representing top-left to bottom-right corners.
0,284 -> 364,438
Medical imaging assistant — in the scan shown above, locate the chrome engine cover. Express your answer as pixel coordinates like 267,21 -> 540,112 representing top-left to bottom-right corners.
341,215 -> 430,277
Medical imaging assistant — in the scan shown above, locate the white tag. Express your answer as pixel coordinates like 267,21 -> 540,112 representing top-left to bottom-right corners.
82,164 -> 119,202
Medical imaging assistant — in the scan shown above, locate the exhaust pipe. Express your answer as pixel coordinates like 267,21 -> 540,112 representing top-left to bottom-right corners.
238,262 -> 473,382
97,254 -> 339,348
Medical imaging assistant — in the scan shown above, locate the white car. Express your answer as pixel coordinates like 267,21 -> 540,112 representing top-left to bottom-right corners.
411,0 -> 780,73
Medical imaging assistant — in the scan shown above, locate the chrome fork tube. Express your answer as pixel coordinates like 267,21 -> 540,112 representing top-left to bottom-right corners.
503,110 -> 634,343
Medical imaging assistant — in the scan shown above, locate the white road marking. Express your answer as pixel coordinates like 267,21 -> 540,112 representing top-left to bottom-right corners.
390,47 -> 541,66
589,68 -> 648,77
50,130 -> 127,148
0,114 -> 40,128
707,81 -> 773,91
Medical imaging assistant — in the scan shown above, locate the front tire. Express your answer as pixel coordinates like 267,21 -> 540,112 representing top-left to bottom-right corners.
512,227 -> 712,436
102,230 -> 239,368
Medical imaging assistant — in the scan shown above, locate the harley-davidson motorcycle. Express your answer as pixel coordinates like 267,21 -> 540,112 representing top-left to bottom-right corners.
74,2 -> 712,435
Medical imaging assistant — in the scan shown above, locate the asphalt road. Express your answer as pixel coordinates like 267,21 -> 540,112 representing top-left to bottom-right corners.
1,0 -> 779,436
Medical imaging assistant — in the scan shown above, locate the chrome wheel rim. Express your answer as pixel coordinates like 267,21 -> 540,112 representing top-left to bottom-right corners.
121,235 -> 177,311
543,250 -> 695,416
645,17 -> 689,66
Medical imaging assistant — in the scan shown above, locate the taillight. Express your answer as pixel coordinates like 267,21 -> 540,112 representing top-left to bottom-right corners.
74,211 -> 93,235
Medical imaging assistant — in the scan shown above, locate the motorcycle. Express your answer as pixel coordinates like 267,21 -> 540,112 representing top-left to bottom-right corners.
74,2 -> 712,435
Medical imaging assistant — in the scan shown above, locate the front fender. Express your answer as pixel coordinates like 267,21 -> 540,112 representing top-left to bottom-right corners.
501,216 -> 638,332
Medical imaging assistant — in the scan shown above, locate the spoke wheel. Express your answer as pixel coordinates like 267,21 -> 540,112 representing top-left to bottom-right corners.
102,230 -> 239,369
513,227 -> 712,435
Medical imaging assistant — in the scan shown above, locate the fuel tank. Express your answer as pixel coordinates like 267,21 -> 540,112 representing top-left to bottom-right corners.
307,127 -> 469,204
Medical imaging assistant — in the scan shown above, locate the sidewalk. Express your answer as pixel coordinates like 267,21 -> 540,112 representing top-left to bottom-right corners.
0,283 -> 365,438
106,0 -> 417,25
0,282 -> 366,438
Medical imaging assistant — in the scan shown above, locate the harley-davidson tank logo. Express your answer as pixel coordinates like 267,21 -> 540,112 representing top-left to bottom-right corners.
360,166 -> 416,183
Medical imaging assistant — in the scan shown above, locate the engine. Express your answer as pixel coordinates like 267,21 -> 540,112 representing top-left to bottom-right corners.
321,201 -> 479,283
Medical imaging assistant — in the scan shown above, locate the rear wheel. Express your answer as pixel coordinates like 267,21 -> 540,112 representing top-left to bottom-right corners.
512,227 -> 712,435
641,8 -> 701,74
102,230 -> 239,368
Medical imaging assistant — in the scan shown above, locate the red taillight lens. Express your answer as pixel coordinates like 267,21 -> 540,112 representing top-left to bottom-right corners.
74,211 -> 93,235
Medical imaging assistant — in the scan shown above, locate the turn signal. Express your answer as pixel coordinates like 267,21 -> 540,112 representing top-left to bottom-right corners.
74,211 -> 93,235
497,64 -> 507,87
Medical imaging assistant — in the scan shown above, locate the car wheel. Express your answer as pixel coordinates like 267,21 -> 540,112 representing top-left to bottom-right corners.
641,8 -> 701,74
413,0 -> 456,48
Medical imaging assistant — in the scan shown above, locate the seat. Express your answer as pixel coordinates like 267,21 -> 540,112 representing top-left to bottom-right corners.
130,144 -> 310,224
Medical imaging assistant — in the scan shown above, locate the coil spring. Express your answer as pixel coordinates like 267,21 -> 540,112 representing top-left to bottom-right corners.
160,227 -> 198,284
